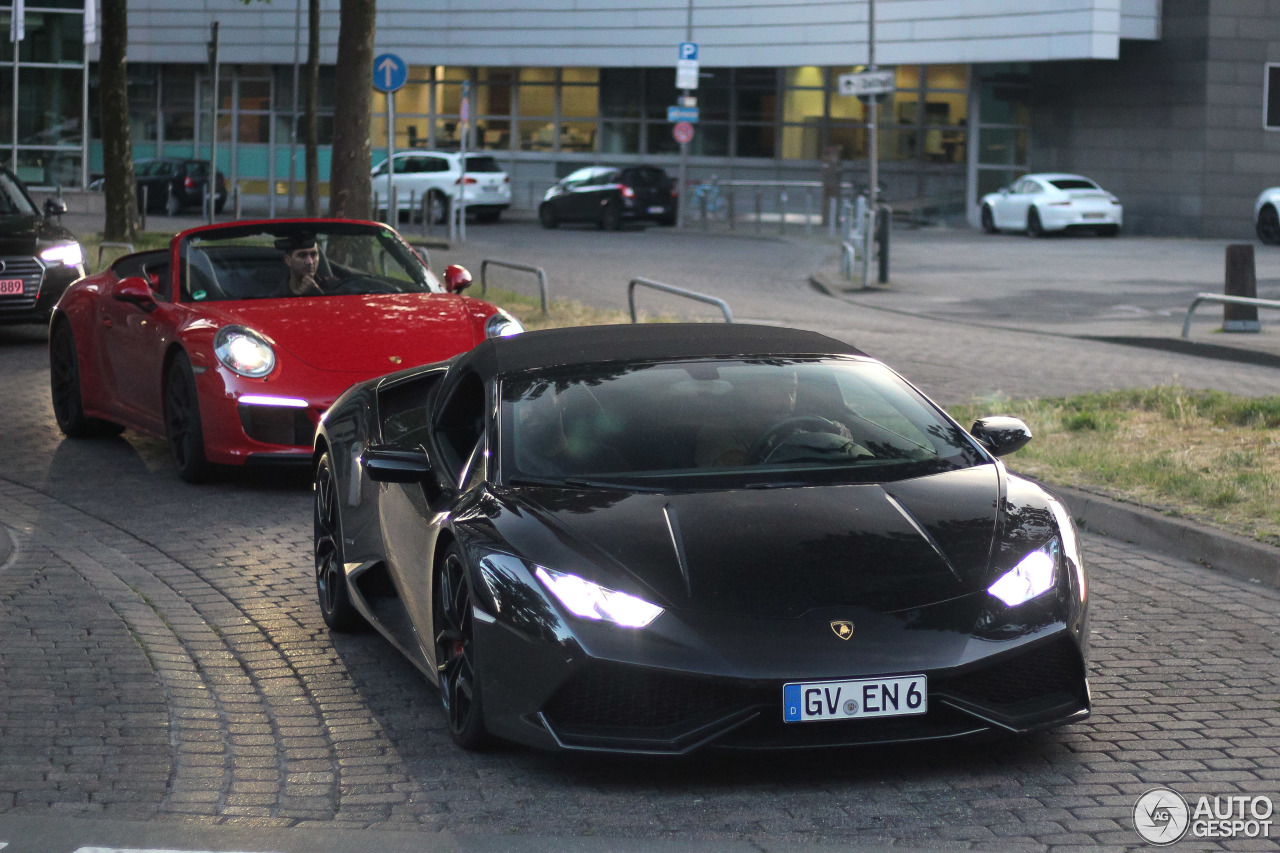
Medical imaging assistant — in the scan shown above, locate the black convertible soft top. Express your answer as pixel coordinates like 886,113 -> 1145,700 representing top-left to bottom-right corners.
459,323 -> 867,376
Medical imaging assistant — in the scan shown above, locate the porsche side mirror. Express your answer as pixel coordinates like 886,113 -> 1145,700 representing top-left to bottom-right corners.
444,264 -> 472,294
44,197 -> 68,218
112,276 -> 158,311
971,416 -> 1032,457
363,445 -> 434,483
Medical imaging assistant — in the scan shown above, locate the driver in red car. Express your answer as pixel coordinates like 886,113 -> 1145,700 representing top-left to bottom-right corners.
273,233 -> 335,297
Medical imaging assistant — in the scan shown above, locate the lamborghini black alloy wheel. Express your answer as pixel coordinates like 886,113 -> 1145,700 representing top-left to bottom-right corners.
314,453 -> 365,631
434,544 -> 489,749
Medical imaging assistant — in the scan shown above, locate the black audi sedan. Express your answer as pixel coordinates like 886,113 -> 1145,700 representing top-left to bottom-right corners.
539,165 -> 677,230
0,167 -> 85,326
312,324 -> 1090,755
90,158 -> 227,215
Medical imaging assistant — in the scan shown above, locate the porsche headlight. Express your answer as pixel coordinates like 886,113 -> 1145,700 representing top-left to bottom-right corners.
988,538 -> 1059,607
485,310 -> 524,339
535,566 -> 663,628
40,241 -> 83,267
214,325 -> 276,378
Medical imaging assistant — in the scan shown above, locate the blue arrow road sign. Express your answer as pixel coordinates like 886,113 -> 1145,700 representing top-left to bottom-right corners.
373,52 -> 408,93
679,41 -> 698,60
667,105 -> 699,123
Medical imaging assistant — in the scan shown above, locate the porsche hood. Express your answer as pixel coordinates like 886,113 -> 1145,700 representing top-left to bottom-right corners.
196,294 -> 479,374
500,465 -> 1005,618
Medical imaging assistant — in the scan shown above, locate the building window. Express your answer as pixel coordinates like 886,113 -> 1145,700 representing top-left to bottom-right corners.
1266,64 -> 1280,131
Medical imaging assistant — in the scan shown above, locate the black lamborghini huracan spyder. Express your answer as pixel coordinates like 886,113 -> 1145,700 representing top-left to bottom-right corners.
312,324 -> 1089,754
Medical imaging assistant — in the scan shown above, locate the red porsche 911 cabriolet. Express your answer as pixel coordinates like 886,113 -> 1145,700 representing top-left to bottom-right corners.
49,219 -> 522,481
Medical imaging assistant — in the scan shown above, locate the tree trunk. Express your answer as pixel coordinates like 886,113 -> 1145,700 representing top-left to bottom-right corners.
304,0 -> 321,217
327,0 -> 375,220
99,0 -> 139,242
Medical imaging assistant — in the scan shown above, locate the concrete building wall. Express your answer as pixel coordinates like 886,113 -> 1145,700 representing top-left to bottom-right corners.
1028,0 -> 1211,236
1029,0 -> 1278,237
120,0 -> 1133,67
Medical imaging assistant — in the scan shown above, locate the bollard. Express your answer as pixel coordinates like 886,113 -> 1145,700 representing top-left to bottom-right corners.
700,188 -> 709,231
828,198 -> 838,238
233,181 -> 242,220
1224,244 -> 1262,332
727,188 -> 736,231
779,189 -> 787,236
804,189 -> 813,235
139,186 -> 148,232
877,206 -> 890,284
755,189 -> 763,235
408,190 -> 416,227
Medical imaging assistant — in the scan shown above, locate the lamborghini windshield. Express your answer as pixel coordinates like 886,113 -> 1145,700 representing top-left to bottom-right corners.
499,357 -> 986,487
178,222 -> 441,303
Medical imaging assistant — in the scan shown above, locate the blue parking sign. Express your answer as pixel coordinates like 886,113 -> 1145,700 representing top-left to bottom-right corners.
679,42 -> 698,61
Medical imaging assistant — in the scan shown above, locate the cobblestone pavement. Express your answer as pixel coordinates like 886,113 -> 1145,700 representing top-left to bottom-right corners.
1,224 -> 1279,850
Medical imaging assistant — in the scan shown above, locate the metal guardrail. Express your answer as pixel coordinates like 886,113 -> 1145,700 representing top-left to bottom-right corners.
481,259 -> 549,315
1182,293 -> 1280,337
627,277 -> 733,324
96,242 -> 136,271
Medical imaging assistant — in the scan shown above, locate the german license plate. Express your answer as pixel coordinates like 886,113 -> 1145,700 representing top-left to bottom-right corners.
0,279 -> 24,295
1082,213 -> 1104,219
648,205 -> 665,214
783,675 -> 926,722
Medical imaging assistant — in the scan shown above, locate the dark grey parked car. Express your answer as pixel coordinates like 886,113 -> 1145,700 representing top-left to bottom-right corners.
91,158 -> 227,216
539,165 -> 677,230
0,167 -> 84,325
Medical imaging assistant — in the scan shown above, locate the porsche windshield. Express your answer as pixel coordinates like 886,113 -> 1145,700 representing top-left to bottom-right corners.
179,223 -> 440,302
500,358 -> 985,486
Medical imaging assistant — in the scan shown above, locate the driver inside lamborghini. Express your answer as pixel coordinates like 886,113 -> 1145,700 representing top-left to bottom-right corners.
694,369 -> 858,467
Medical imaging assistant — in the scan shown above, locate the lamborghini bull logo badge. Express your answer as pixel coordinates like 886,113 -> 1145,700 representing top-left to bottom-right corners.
830,620 -> 854,640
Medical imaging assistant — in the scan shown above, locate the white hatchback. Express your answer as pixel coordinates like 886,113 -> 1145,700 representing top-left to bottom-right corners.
979,173 -> 1122,237
371,151 -> 511,223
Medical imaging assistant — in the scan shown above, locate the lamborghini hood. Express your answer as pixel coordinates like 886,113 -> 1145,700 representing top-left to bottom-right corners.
507,465 -> 1003,619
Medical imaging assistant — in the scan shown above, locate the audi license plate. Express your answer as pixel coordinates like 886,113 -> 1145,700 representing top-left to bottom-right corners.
0,279 -> 24,296
783,675 -> 926,722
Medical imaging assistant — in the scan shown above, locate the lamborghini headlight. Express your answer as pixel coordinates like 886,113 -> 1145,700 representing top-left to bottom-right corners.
535,566 -> 663,628
988,538 -> 1059,607
485,310 -> 524,339
214,325 -> 276,378
40,241 -> 83,267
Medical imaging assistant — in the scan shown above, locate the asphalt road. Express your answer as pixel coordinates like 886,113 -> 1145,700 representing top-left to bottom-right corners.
1,223 -> 1279,851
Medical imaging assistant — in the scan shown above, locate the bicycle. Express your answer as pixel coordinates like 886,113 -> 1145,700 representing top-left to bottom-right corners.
692,180 -> 730,222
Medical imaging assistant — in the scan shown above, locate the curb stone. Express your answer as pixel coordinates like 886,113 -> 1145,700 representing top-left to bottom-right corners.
1047,482 -> 1280,589
0,524 -> 13,570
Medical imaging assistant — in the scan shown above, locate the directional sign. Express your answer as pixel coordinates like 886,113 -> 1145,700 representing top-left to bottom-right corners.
679,42 -> 698,61
838,69 -> 896,97
673,122 -> 695,144
372,52 -> 408,93
667,105 -> 699,123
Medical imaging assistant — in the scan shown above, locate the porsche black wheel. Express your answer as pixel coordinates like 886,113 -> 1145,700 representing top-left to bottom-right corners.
981,205 -> 997,234
434,543 -> 489,750
538,204 -> 558,229
599,203 -> 621,231
163,352 -> 211,482
1257,205 -> 1280,245
49,321 -> 123,438
314,452 -> 366,632
1026,207 -> 1045,238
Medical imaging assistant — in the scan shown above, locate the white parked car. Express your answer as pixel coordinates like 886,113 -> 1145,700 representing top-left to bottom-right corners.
371,151 -> 511,223
979,173 -> 1122,237
1253,187 -> 1280,244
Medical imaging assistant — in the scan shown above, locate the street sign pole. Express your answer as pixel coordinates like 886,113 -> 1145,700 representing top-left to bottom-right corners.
864,0 -> 878,290
207,21 -> 220,224
386,89 -> 395,226
677,2 -> 695,230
